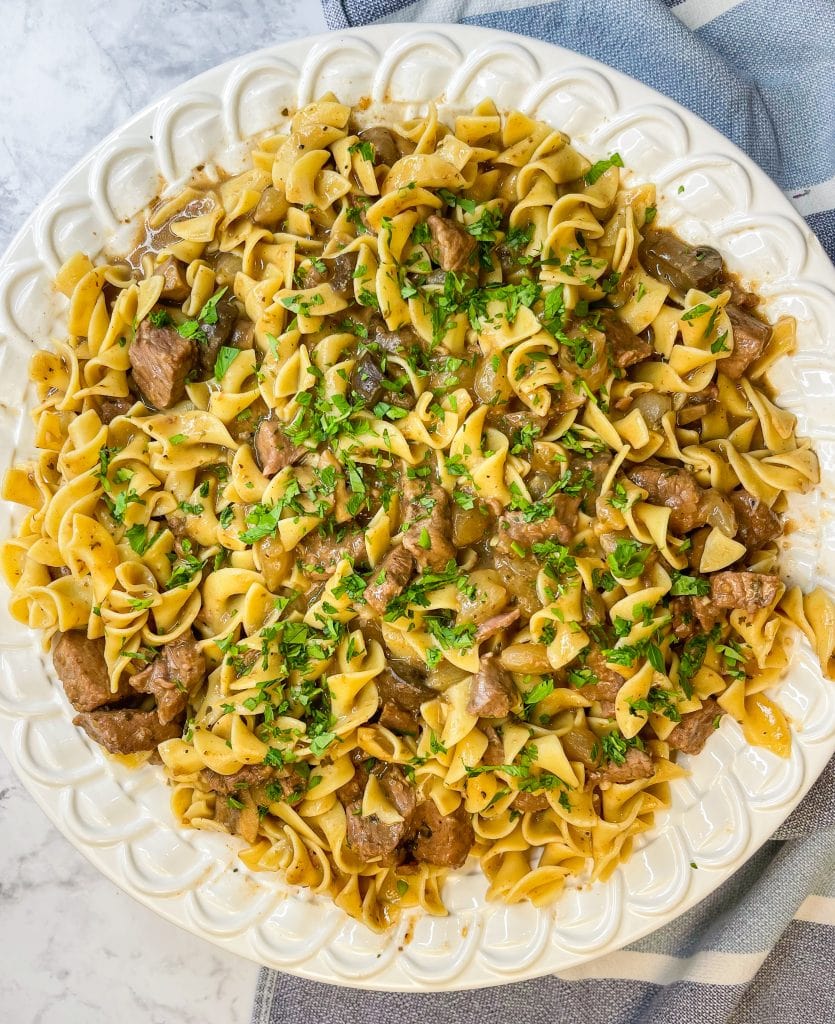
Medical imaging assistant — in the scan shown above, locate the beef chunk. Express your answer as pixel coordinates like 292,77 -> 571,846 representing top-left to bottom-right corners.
467,654 -> 517,718
729,490 -> 780,549
336,749 -> 370,805
626,462 -> 707,534
710,572 -> 781,611
578,648 -> 625,718
669,595 -> 723,639
297,527 -> 367,579
344,764 -> 416,861
638,229 -> 724,294
587,746 -> 654,786
364,546 -> 414,615
254,417 -> 304,477
494,496 -> 579,553
481,724 -> 505,765
602,312 -> 653,368
200,764 -> 275,796
53,632 -> 131,712
473,607 -> 520,643
130,634 -> 206,724
677,384 -> 719,426
667,697 -> 723,755
130,319 -> 196,409
157,257 -> 190,303
718,305 -> 771,379
426,214 -> 476,272
409,799 -> 473,868
196,297 -> 237,378
73,708 -> 181,754
401,482 -> 456,571
358,126 -> 402,168
376,663 -> 433,734
98,396 -> 134,424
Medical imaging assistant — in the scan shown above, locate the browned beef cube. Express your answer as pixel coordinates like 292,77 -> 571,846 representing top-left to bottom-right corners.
98,396 -> 134,424
409,799 -> 473,868
473,607 -> 520,643
358,126 -> 402,168
401,484 -> 456,571
710,572 -> 781,611
729,490 -> 781,549
53,632 -> 131,712
130,634 -> 206,724
130,320 -> 196,409
427,214 -> 476,271
667,697 -> 723,755
157,257 -> 190,303
363,546 -> 414,615
587,746 -> 654,786
254,418 -> 304,477
196,297 -> 237,378
626,462 -> 707,534
718,305 -> 771,379
494,496 -> 579,553
467,654 -> 517,718
73,709 -> 182,754
602,312 -> 653,368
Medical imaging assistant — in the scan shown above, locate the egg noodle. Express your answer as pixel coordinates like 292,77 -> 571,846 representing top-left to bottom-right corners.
3,97 -> 834,931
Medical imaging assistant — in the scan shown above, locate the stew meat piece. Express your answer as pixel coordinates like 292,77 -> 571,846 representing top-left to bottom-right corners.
157,257 -> 190,302
426,214 -> 476,271
73,708 -> 182,754
587,746 -> 654,786
254,417 -> 305,477
626,462 -> 706,534
669,596 -> 722,640
473,607 -> 520,643
98,396 -> 134,424
53,632 -> 131,712
494,496 -> 580,552
729,490 -> 780,549
467,654 -> 517,718
710,571 -> 781,611
196,297 -> 237,379
409,799 -> 474,868
344,764 -> 416,861
375,663 -> 433,734
363,546 -> 414,615
602,313 -> 653,368
480,723 -> 505,765
130,634 -> 207,724
297,527 -> 367,579
638,229 -> 724,294
130,319 -> 196,409
717,305 -> 771,380
578,647 -> 626,717
401,483 -> 456,571
667,697 -> 724,755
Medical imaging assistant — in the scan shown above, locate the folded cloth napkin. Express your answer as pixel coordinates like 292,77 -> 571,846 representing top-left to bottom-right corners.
254,3 -> 835,1021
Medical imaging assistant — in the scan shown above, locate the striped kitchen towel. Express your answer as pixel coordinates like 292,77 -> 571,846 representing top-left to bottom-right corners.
252,2 -> 835,1022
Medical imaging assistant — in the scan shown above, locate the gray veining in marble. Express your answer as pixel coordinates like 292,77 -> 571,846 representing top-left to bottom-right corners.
0,2 -> 328,1021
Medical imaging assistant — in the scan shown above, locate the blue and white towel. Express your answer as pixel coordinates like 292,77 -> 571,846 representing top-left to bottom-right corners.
253,2 -> 835,1022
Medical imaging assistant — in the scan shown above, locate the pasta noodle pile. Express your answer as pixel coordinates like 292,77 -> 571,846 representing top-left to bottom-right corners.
3,97 -> 834,931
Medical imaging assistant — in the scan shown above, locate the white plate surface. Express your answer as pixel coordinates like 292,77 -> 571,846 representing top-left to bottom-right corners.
0,23 -> 834,991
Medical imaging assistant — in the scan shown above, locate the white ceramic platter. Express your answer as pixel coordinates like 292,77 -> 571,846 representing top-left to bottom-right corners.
1,23 -> 834,992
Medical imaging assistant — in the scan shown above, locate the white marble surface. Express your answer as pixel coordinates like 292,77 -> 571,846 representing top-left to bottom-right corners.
0,2 -> 327,1022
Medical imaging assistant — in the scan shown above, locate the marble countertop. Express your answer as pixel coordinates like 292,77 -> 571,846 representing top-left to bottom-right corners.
0,3 -> 326,1022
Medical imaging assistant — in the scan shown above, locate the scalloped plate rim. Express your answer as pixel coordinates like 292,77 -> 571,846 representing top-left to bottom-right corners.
0,21 -> 834,991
